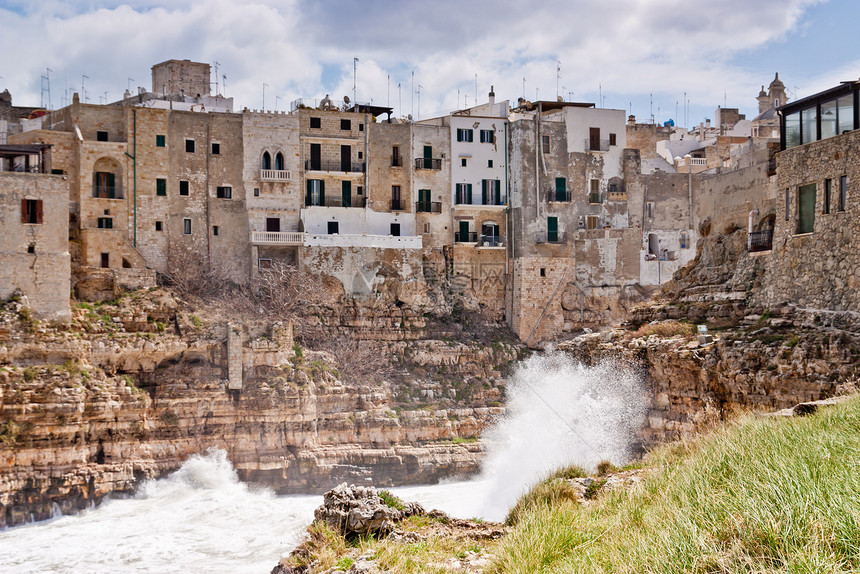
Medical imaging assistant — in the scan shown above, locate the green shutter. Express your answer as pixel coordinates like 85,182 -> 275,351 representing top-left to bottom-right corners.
547,217 -> 558,242
342,180 -> 351,208
797,184 -> 816,234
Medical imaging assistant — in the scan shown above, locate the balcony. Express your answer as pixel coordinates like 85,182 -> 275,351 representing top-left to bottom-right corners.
480,235 -> 505,247
305,160 -> 365,173
250,231 -> 304,245
547,190 -> 571,202
390,199 -> 405,211
535,231 -> 566,244
588,192 -> 603,204
414,157 -> 442,170
305,196 -> 367,208
260,169 -> 291,181
585,139 -> 611,152
416,201 -> 442,213
454,231 -> 478,243
748,229 -> 774,253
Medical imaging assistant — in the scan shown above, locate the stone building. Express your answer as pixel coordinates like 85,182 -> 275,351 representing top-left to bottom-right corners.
0,145 -> 71,321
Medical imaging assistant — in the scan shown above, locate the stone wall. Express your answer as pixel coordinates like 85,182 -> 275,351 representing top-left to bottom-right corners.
0,172 -> 71,322
759,129 -> 860,311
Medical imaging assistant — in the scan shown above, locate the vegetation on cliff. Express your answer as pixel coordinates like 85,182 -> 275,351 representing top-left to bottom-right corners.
491,395 -> 860,573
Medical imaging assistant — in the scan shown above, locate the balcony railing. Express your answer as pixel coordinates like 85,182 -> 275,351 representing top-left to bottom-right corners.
748,229 -> 774,252
414,157 -> 442,170
535,231 -> 566,244
548,190 -> 571,202
305,196 -> 367,208
415,201 -> 442,213
260,169 -> 291,181
585,139 -> 611,152
480,235 -> 505,247
391,156 -> 403,167
588,192 -> 603,204
250,231 -> 304,245
305,160 -> 365,173
454,231 -> 478,243
390,199 -> 405,211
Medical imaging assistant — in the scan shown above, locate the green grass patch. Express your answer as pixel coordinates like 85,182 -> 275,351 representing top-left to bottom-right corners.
491,395 -> 860,573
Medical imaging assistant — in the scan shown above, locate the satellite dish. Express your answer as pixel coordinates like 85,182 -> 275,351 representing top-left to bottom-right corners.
343,95 -> 350,104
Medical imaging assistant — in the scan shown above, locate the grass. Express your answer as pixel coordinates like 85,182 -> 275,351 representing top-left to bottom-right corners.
490,395 -> 860,573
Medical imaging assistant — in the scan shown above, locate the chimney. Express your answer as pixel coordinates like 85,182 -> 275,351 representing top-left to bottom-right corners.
488,85 -> 495,107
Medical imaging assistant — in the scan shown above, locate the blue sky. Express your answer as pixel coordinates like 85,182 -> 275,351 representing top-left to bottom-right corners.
1,0 -> 858,127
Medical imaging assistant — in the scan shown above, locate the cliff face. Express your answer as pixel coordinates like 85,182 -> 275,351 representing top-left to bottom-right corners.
0,291 -> 520,528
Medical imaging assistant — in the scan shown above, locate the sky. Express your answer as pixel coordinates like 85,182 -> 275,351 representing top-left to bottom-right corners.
1,0 -> 859,127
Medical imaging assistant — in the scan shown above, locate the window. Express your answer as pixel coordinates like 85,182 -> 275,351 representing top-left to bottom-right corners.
797,184 -> 816,234
216,186 -> 232,199
480,129 -> 494,143
183,218 -> 192,235
93,172 -> 118,198
327,221 -> 339,234
839,175 -> 847,211
179,180 -> 189,196
390,223 -> 401,237
211,142 -> 221,155
456,183 -> 472,204
488,159 -> 493,168
156,178 -> 166,196
155,221 -> 163,231
609,133 -> 617,146
340,119 -> 351,130
21,199 -> 43,224
156,134 -> 166,147
785,188 -> 790,221
461,158 -> 468,167
824,179 -> 831,214
97,217 -> 113,229
212,226 -> 219,236
97,131 -> 108,142
456,128 -> 473,142
185,139 -> 195,153
541,135 -> 550,153
254,188 -> 260,197
310,117 -> 321,129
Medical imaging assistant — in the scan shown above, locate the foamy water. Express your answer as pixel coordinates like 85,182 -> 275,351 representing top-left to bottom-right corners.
0,353 -> 645,572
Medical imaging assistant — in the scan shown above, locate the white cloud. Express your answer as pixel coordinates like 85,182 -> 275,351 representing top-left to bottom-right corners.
0,0 -> 841,124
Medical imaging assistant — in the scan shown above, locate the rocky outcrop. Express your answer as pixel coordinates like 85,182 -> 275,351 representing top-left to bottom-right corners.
0,291 -> 522,528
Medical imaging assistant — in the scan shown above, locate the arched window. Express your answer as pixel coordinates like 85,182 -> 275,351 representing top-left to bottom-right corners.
261,151 -> 271,170
275,152 -> 285,171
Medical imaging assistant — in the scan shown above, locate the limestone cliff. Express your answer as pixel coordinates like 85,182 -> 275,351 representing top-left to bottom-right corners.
0,290 -> 521,528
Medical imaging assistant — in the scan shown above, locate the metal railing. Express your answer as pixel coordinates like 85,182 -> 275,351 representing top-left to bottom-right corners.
454,231 -> 478,243
585,139 -> 611,152
588,192 -> 603,204
748,229 -> 774,252
414,157 -> 442,170
260,169 -> 291,181
305,196 -> 367,208
480,235 -> 505,247
305,160 -> 365,173
415,201 -> 442,213
535,231 -> 565,244
250,231 -> 304,245
548,190 -> 571,202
